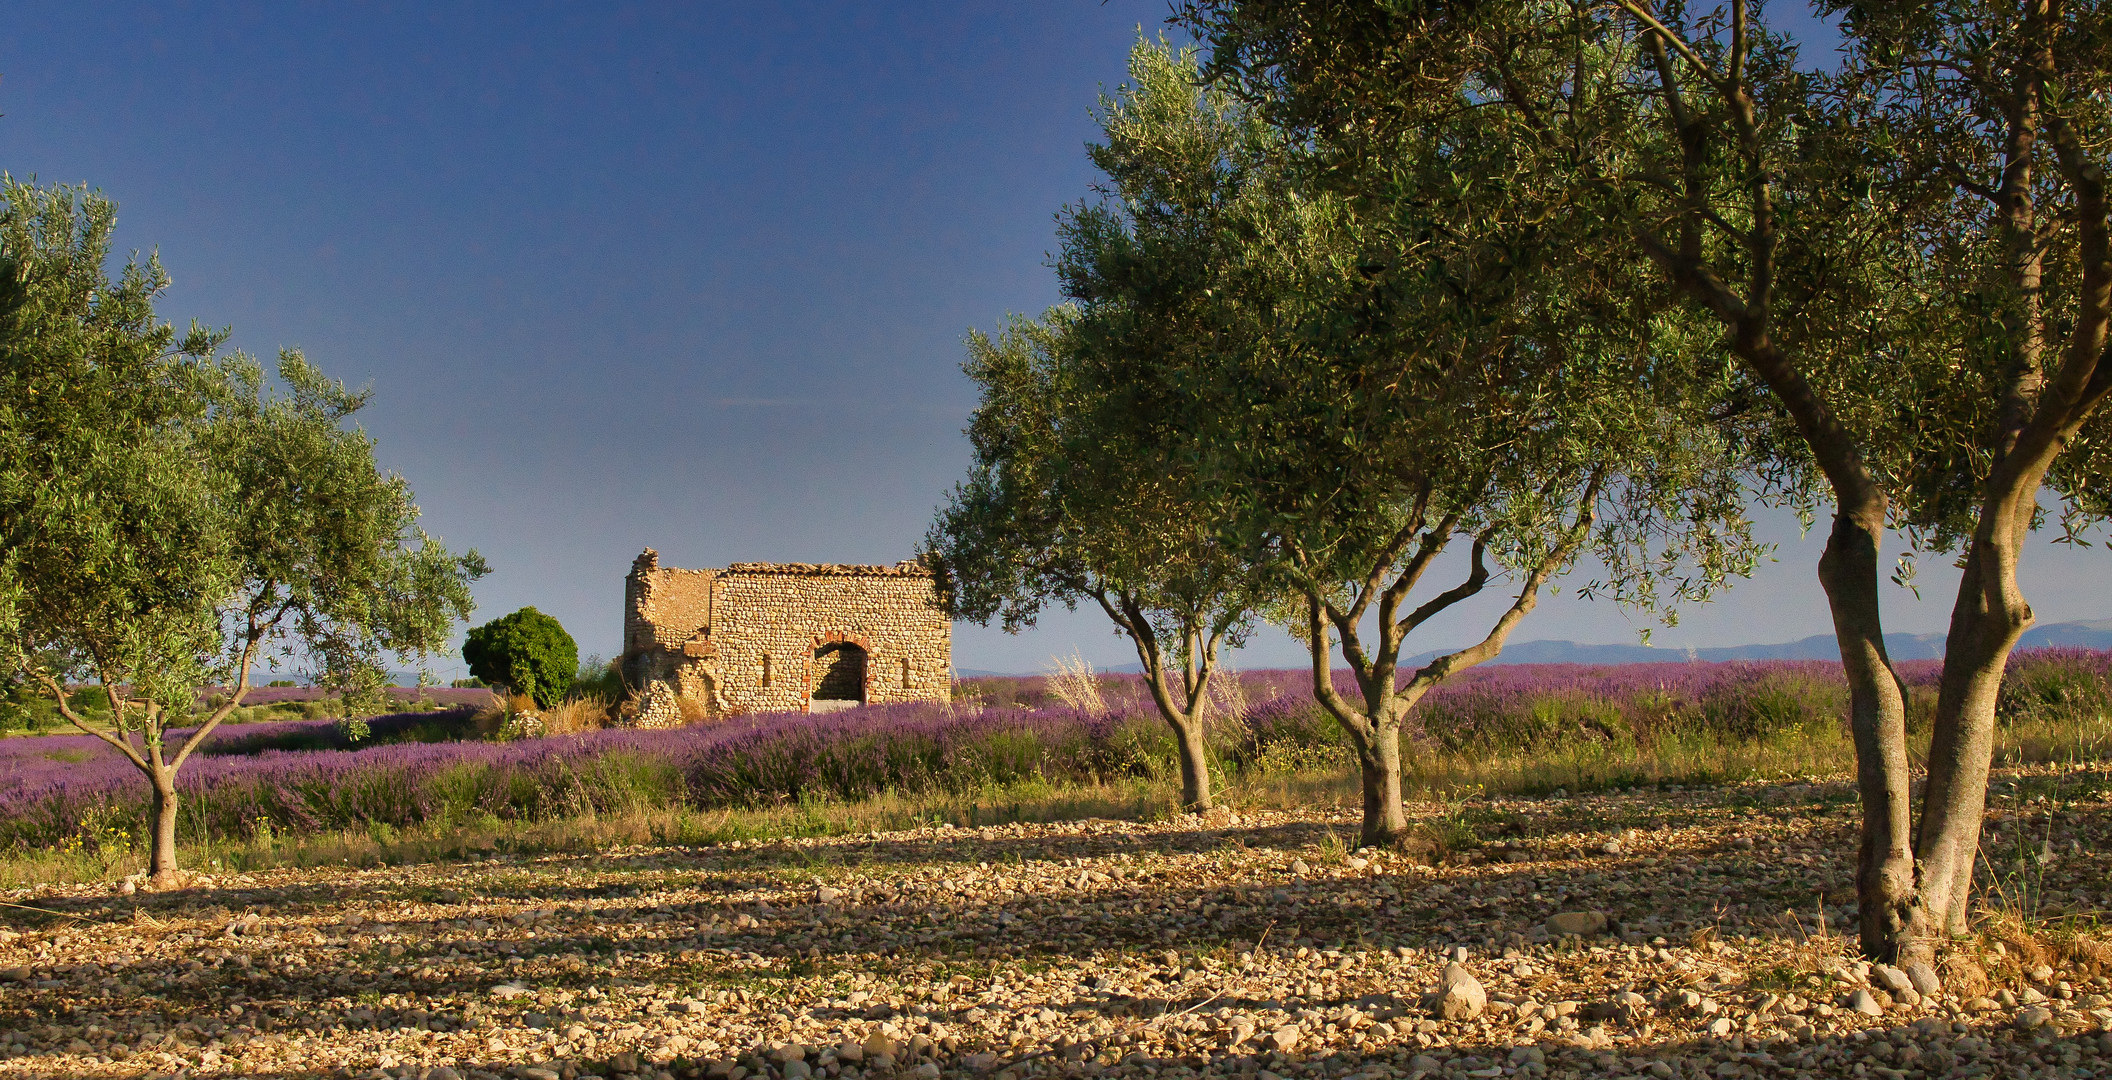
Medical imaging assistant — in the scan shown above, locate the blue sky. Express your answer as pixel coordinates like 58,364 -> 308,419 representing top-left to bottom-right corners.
5,3 -> 2105,676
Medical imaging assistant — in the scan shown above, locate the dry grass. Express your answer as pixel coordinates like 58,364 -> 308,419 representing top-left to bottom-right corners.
1205,662 -> 1250,725
0,764 -> 1367,887
675,691 -> 714,725
1044,650 -> 1107,714
541,694 -> 610,735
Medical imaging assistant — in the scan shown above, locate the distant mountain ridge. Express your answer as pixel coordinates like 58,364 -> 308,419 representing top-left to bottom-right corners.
1404,617 -> 2112,667
956,618 -> 2112,677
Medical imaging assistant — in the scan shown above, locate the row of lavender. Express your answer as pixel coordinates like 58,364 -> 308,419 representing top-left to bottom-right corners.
5,651 -> 2107,851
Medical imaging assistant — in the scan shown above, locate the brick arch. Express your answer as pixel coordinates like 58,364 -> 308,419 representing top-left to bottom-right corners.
808,631 -> 875,710
810,630 -> 874,652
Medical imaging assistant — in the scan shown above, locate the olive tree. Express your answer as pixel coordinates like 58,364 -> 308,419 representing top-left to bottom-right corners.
1178,0 -> 2112,957
929,312 -> 1267,811
930,45 -> 1290,811
1018,41 -> 1762,847
0,178 -> 485,886
1189,197 -> 1760,849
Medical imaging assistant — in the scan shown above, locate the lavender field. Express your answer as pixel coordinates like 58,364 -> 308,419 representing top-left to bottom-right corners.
6,650 -> 2109,856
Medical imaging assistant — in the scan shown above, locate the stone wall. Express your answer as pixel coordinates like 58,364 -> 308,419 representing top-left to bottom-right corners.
620,551 -> 950,726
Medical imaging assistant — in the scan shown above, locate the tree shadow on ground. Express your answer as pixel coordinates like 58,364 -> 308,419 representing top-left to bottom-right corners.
2,771 -> 2108,1079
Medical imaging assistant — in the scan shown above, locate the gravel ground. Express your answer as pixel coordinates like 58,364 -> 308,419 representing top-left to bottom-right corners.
3,767 -> 2110,1080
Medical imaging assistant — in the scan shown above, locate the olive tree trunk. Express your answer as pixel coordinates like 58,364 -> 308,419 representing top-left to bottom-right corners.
1815,508 -> 1922,960
1172,716 -> 1215,811
1911,427 -> 2058,946
1101,593 -> 1229,813
1350,726 -> 1409,848
148,768 -> 182,888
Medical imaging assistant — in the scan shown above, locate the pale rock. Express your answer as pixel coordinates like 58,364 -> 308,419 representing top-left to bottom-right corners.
2015,1006 -> 2054,1030
816,887 -> 844,905
784,1062 -> 814,1080
1268,1024 -> 1301,1053
490,983 -> 532,1000
1290,859 -> 1311,876
1706,1017 -> 1734,1037
1849,989 -> 1884,1016
1873,965 -> 1914,994
1611,990 -> 1649,1021
1545,910 -> 1609,937
912,1064 -> 940,1080
836,1042 -> 864,1064
428,1070 -> 461,1080
1904,961 -> 1941,996
1434,963 -> 1486,1021
863,1033 -> 897,1060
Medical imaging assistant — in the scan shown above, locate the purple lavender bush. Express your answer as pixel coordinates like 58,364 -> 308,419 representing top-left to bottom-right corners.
5,650 -> 2104,853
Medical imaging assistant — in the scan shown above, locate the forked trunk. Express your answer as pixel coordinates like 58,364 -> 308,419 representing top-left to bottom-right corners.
1816,510 -> 1921,962
1172,712 -> 1215,812
148,770 -> 181,888
1354,727 -> 1408,849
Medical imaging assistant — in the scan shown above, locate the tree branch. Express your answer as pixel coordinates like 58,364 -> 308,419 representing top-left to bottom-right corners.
1405,471 -> 1605,699
34,668 -> 152,773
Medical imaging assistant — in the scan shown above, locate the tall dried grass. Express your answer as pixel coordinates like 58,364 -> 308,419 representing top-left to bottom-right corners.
675,692 -> 714,725
541,695 -> 610,735
1043,650 -> 1107,714
1205,662 -> 1250,725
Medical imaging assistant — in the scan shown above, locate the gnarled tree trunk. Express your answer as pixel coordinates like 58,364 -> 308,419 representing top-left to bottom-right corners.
148,768 -> 182,889
1171,715 -> 1215,812
1351,726 -> 1408,848
1816,507 -> 1922,961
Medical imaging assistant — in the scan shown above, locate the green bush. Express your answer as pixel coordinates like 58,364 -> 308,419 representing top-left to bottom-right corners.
572,654 -> 626,701
0,680 -> 59,733
462,607 -> 578,707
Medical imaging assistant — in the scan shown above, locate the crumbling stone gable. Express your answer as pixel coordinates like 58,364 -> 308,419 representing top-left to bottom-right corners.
620,550 -> 950,727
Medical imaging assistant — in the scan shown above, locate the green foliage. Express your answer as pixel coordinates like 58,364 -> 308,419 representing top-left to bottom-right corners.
927,42 -> 1279,761
572,654 -> 625,702
462,607 -> 577,707
1046,36 -> 1763,812
0,175 -> 486,876
0,677 -> 58,733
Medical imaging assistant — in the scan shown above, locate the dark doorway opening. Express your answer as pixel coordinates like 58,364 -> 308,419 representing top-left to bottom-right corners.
812,642 -> 868,710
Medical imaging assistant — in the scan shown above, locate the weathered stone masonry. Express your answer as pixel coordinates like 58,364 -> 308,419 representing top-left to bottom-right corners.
620,550 -> 951,728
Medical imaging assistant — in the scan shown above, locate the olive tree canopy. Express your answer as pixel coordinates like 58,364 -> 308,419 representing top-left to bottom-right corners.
0,177 -> 486,886
1176,0 -> 2112,958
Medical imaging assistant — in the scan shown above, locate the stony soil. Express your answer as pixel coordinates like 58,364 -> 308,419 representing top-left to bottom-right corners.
4,767 -> 2110,1080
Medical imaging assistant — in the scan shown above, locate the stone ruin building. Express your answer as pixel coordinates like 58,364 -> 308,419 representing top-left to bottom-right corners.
620,549 -> 951,727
